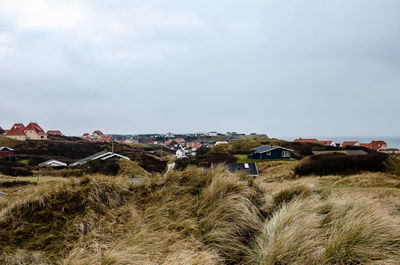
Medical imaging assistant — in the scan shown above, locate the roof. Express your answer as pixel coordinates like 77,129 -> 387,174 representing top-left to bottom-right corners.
370,140 -> 387,150
0,146 -> 14,151
359,143 -> 371,148
25,122 -> 46,135
71,151 -> 130,166
6,123 -> 26,136
225,163 -> 259,177
93,130 -> 104,135
318,140 -> 334,146
378,148 -> 399,152
293,139 -> 318,143
250,145 -> 293,154
177,148 -> 185,153
100,153 -> 130,160
342,141 -> 359,147
47,130 -> 63,135
39,159 -> 67,167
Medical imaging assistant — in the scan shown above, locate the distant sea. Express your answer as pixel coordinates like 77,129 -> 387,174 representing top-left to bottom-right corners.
281,136 -> 400,149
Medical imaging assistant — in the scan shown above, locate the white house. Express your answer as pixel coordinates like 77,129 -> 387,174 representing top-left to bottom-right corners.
208,131 -> 218,136
175,148 -> 186,158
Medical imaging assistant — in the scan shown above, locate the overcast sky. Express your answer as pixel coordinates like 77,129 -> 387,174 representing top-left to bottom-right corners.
0,0 -> 399,137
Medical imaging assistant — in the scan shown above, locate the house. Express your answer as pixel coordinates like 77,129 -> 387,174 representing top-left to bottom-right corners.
175,148 -> 186,158
5,122 -> 48,141
208,131 -> 218,137
24,122 -> 47,140
293,138 -> 319,143
248,145 -> 293,160
225,163 -> 259,177
174,138 -> 185,144
378,148 -> 400,154
70,151 -> 130,166
81,130 -> 112,142
342,141 -> 359,147
369,141 -> 388,150
47,130 -> 63,136
39,159 -> 67,169
318,140 -> 336,147
0,147 -> 15,158
5,123 -> 27,140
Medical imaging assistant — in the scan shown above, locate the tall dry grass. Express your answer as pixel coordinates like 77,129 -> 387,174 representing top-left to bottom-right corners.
2,165 -> 400,264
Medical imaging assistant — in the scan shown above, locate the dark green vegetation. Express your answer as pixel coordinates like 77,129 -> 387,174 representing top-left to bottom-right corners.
0,135 -> 167,174
294,152 -> 389,176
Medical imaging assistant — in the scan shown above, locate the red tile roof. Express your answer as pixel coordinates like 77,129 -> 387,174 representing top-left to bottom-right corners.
293,139 -> 318,143
342,141 -> 359,147
47,130 -> 63,136
24,122 -> 46,135
93,130 -> 104,136
369,140 -> 387,150
359,143 -> 371,148
318,140 -> 334,146
378,148 -> 399,152
98,135 -> 112,142
6,123 -> 26,136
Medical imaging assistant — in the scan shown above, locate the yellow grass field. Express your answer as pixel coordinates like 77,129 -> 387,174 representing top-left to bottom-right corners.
1,163 -> 400,264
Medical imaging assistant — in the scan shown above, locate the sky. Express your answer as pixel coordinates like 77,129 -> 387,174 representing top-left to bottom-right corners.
0,0 -> 399,137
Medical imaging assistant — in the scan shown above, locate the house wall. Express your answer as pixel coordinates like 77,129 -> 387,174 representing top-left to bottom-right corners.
0,151 -> 14,157
6,135 -> 26,141
248,148 -> 291,160
24,130 -> 47,140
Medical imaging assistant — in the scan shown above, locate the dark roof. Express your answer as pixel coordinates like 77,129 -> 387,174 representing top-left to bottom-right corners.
250,145 -> 293,154
70,151 -> 130,166
70,151 -> 109,166
225,163 -> 259,177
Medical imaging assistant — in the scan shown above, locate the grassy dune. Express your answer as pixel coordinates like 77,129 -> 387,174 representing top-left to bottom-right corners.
1,162 -> 400,264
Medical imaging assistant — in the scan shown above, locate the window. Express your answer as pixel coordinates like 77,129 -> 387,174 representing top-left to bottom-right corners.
266,151 -> 271,155
282,151 -> 290,157
244,163 -> 249,169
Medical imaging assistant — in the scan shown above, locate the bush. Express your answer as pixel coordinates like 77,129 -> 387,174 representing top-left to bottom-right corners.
384,155 -> 400,176
0,165 -> 33,176
294,153 -> 388,176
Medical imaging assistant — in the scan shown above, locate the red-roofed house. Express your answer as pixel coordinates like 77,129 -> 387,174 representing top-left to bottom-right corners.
24,122 -> 47,140
5,123 -> 27,140
47,130 -> 63,136
378,148 -> 399,154
342,141 -> 359,147
318,140 -> 336,147
359,143 -> 370,148
175,147 -> 186,158
98,135 -> 112,143
293,138 -> 319,143
369,141 -> 388,150
174,138 -> 185,144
